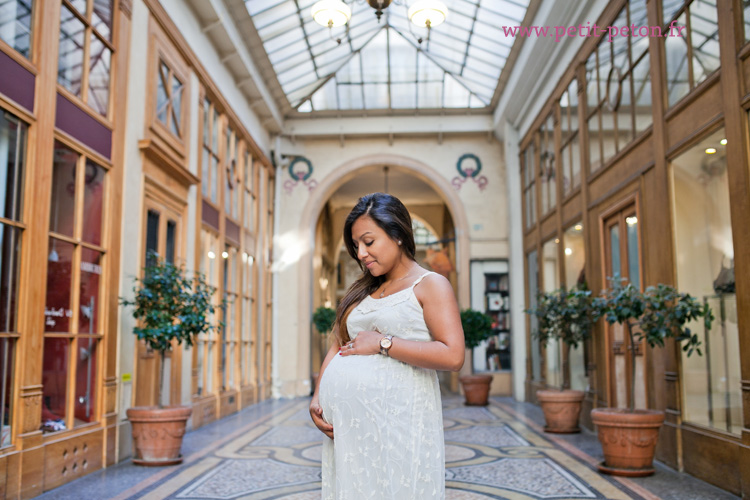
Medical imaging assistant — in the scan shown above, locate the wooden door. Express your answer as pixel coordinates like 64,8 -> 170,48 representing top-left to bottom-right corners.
602,202 -> 646,409
134,195 -> 184,407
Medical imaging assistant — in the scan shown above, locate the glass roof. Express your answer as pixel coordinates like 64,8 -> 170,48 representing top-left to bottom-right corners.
245,0 -> 530,113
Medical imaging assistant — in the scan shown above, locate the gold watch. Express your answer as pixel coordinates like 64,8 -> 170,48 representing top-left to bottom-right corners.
379,335 -> 394,356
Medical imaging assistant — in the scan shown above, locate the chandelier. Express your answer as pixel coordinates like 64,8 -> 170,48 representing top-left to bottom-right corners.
311,0 -> 448,43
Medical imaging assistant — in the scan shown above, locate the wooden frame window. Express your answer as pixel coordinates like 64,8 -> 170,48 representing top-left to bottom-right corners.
243,150 -> 256,233
224,127 -> 240,220
43,139 -> 108,433
195,228 -> 219,397
155,58 -> 184,138
559,80 -> 581,196
585,0 -> 651,173
521,144 -> 536,230
0,0 -> 33,58
663,0 -> 719,108
240,250 -> 255,386
220,245 -> 238,391
57,0 -> 115,117
539,113 -> 556,215
0,110 -> 28,447
201,98 -> 220,205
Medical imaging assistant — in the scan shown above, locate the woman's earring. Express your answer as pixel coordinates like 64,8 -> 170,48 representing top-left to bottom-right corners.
398,240 -> 402,245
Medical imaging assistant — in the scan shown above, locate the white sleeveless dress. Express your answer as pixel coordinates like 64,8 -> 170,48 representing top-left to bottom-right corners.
318,272 -> 444,500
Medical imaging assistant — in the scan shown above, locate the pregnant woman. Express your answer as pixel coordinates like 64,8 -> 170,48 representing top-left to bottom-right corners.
309,192 -> 465,500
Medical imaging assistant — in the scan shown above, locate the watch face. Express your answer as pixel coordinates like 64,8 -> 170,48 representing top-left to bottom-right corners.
380,337 -> 392,349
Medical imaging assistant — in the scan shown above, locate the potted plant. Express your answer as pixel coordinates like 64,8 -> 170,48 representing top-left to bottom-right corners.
120,252 -> 221,465
592,277 -> 712,476
458,308 -> 495,406
526,285 -> 604,433
311,306 -> 336,388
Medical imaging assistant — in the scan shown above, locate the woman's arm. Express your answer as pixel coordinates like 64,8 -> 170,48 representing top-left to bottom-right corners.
309,335 -> 340,439
339,273 -> 465,372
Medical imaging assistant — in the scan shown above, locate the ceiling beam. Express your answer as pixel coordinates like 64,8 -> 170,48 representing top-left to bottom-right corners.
284,114 -> 494,138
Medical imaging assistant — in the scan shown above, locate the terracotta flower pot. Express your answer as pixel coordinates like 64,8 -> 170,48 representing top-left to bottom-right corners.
536,389 -> 585,433
591,407 -> 665,477
127,405 -> 192,466
459,374 -> 493,406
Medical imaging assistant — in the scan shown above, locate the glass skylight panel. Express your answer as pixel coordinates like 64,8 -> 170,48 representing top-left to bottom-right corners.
363,83 -> 389,108
391,83 -> 417,108
246,0 -> 530,112
418,81 -> 442,108
338,83 -> 364,109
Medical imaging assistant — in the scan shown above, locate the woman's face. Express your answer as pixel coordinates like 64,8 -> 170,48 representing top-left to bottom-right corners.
351,215 -> 401,277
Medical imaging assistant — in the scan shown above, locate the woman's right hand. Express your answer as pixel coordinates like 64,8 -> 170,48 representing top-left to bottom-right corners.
310,398 -> 333,440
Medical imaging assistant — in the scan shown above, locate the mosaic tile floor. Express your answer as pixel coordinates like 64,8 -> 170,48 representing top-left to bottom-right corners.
110,397 -> 653,500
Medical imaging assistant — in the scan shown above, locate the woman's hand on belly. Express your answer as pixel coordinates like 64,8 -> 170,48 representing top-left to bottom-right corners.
339,329 -> 382,357
309,396 -> 333,440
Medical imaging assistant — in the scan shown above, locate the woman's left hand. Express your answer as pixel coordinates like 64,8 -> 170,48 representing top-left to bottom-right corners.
339,330 -> 382,356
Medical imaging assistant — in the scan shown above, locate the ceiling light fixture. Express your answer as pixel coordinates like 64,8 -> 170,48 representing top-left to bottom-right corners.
705,147 -> 717,154
311,0 -> 448,44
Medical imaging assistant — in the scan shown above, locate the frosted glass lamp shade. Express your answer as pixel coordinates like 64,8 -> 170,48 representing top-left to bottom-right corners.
312,0 -> 352,27
408,0 -> 448,28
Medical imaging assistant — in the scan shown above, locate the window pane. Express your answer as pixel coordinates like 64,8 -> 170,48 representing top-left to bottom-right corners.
0,111 -> 28,222
42,337 -> 68,432
672,127 -> 741,435
210,155 -> 218,204
626,216 -> 640,289
170,74 -> 183,137
92,0 -> 113,41
588,113 -> 601,172
45,238 -> 74,332
88,34 -> 111,116
166,220 -> 176,264
745,0 -> 750,42
665,12 -> 690,107
0,224 -> 22,333
81,160 -> 105,246
0,338 -> 15,446
79,248 -> 102,334
564,222 -> 587,392
202,99 -> 210,146
689,0 -> 720,86
50,142 -> 78,238
527,250 -> 540,381
0,0 -> 32,58
74,337 -> 97,425
202,147 -> 210,198
609,224 -> 621,279
145,209 -> 159,266
58,6 -> 85,96
156,62 -> 169,125
68,0 -> 86,16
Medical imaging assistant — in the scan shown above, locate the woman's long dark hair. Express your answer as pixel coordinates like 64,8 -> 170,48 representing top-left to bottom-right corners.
334,193 -> 416,345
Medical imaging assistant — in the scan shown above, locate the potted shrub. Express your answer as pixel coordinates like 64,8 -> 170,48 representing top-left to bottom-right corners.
526,285 -> 604,433
120,253 -> 221,465
458,308 -> 495,406
311,306 -> 336,388
592,277 -> 712,476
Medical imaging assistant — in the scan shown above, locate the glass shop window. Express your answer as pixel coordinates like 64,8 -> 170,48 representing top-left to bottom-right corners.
522,144 -> 536,230
43,140 -> 107,432
202,99 -> 221,205
671,127 -> 741,435
542,237 -> 561,388
0,110 -> 28,447
563,222 -> 588,392
155,58 -> 184,137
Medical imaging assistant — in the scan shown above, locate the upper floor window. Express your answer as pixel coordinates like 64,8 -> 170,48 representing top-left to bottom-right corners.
539,113 -> 555,216
560,80 -> 581,195
225,127 -> 240,220
202,98 -> 220,205
522,144 -> 536,230
156,59 -> 184,138
58,0 -> 114,117
243,150 -> 256,233
663,0 -> 719,108
586,0 -> 651,172
0,0 -> 33,58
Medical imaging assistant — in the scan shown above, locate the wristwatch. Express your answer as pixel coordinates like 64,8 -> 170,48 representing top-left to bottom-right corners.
379,334 -> 394,356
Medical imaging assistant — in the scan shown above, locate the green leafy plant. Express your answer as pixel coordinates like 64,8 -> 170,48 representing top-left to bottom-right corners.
312,306 -> 336,335
121,252 -> 222,407
461,308 -> 494,374
602,276 -> 713,412
525,284 -> 606,389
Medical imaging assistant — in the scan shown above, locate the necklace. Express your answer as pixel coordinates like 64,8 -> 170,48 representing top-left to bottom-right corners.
379,267 -> 418,298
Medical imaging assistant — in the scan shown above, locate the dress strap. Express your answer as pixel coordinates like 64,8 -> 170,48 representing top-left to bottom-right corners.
410,271 -> 435,288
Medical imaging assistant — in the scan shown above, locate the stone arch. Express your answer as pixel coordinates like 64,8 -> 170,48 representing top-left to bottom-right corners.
295,154 -> 471,377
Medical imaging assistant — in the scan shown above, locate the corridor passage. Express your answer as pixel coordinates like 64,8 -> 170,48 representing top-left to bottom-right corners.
38,397 -> 736,500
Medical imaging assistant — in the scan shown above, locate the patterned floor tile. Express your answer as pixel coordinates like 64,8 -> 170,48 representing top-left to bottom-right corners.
445,423 -> 529,448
